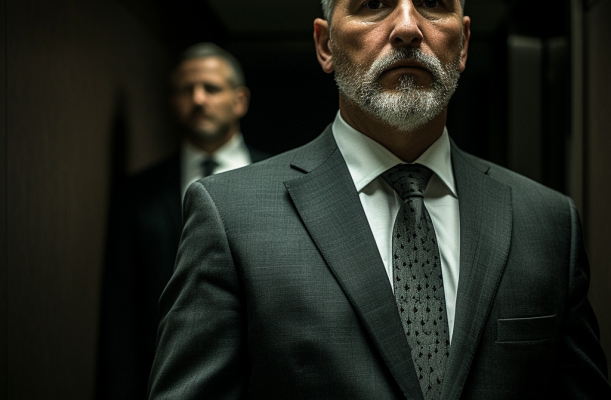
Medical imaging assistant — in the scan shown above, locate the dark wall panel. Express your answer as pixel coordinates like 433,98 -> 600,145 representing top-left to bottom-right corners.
585,0 -> 611,371
229,41 -> 338,155
1,0 -> 7,396
5,0 -> 172,398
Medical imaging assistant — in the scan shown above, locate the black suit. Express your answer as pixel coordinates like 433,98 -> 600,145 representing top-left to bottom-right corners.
149,126 -> 610,399
97,146 -> 269,400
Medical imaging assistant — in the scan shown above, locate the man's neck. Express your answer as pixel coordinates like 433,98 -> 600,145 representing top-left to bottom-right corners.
185,128 -> 238,155
339,97 -> 447,163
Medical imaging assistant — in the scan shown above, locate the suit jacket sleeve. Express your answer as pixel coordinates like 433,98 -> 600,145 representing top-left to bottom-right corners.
148,180 -> 248,399
557,200 -> 610,398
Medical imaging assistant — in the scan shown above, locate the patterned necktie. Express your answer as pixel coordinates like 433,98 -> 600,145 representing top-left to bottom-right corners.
381,163 -> 450,400
201,157 -> 218,178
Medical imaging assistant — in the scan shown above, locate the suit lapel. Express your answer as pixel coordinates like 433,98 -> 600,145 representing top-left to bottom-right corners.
284,127 -> 424,400
440,144 -> 513,400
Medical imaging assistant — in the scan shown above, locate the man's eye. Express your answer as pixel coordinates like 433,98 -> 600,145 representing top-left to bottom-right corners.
363,0 -> 385,10
423,0 -> 439,7
204,85 -> 222,94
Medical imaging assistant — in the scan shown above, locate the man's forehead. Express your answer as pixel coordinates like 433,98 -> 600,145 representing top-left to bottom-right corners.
174,57 -> 232,82
178,57 -> 229,74
327,0 -> 464,15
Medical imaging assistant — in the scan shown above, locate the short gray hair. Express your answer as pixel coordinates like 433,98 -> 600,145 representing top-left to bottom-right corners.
175,42 -> 246,87
320,0 -> 466,21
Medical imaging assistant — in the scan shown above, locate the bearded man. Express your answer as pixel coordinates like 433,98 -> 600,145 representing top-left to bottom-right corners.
148,1 -> 611,399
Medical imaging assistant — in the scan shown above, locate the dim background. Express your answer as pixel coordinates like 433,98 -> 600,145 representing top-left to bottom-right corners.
1,0 -> 610,398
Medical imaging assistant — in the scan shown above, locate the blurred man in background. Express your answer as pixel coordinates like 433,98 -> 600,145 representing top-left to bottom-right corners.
97,42 -> 268,400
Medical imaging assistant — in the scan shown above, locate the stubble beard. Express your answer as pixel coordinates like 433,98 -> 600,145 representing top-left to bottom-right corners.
331,39 -> 463,133
185,109 -> 233,145
192,122 -> 232,144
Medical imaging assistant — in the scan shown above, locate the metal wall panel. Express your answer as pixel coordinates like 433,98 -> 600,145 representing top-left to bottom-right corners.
507,35 -> 543,183
585,0 -> 611,372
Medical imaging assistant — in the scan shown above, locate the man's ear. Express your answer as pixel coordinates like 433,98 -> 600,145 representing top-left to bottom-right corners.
459,16 -> 471,73
233,86 -> 250,118
314,18 -> 334,74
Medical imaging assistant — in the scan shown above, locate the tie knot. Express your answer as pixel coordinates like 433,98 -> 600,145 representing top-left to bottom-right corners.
201,157 -> 219,177
381,164 -> 433,200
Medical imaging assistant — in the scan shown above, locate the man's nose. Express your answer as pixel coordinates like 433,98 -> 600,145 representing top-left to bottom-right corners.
388,2 -> 424,48
192,85 -> 207,105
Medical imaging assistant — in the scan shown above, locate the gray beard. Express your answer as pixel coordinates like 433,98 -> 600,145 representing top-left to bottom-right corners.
332,43 -> 462,133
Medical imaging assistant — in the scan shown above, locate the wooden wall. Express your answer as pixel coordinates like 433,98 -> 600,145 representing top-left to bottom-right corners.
1,0 -> 8,397
1,0 -> 173,397
585,0 -> 611,371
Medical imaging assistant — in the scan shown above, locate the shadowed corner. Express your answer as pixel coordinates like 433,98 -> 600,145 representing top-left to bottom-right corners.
96,88 -> 130,400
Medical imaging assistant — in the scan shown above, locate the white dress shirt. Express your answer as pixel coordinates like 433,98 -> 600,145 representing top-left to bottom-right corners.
332,112 -> 461,342
181,132 -> 252,199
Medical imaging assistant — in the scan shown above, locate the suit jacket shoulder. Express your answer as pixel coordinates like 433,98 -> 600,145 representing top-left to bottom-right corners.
452,143 -> 568,203
246,145 -> 272,163
200,126 -> 336,204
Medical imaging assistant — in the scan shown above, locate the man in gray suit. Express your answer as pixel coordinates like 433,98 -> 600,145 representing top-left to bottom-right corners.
149,1 -> 611,399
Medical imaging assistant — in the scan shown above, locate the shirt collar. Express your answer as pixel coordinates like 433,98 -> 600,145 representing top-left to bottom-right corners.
332,111 -> 457,198
213,132 -> 247,168
182,132 -> 246,169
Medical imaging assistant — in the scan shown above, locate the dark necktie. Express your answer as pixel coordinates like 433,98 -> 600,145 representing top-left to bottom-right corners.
381,163 -> 450,400
201,157 -> 218,178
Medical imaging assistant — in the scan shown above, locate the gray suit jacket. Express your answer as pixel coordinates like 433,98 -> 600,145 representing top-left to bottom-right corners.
149,126 -> 610,399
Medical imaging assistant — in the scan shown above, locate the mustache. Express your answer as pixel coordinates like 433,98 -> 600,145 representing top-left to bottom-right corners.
367,48 -> 444,82
189,105 -> 206,117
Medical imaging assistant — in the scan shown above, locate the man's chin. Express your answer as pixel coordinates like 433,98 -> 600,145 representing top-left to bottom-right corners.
192,129 -> 219,141
187,122 -> 217,137
379,87 -> 431,98
187,125 -> 233,144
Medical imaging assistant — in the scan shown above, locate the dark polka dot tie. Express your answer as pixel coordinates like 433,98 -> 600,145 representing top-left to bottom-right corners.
381,163 -> 450,400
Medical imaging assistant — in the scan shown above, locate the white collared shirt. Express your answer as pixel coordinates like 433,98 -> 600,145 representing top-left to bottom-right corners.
181,133 -> 252,199
332,112 -> 460,341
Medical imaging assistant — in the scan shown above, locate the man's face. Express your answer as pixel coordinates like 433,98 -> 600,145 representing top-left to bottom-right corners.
171,56 -> 248,145
315,0 -> 470,132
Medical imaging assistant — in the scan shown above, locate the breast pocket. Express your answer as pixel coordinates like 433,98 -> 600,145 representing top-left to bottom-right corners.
496,314 -> 556,344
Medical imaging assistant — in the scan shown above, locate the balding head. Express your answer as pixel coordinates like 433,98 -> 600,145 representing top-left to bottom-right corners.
174,42 -> 246,88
